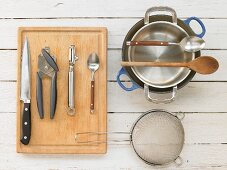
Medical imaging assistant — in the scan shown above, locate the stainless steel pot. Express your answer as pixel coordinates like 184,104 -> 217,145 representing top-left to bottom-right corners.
117,6 -> 206,103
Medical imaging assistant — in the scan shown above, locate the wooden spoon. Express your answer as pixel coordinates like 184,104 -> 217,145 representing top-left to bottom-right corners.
121,56 -> 219,75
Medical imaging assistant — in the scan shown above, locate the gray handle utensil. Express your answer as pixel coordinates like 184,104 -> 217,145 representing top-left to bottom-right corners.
36,48 -> 58,119
50,72 -> 57,119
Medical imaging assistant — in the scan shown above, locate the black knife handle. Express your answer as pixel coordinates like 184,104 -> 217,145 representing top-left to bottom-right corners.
36,72 -> 44,119
20,103 -> 31,145
50,72 -> 57,119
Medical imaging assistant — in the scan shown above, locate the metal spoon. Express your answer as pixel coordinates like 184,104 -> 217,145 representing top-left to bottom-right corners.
121,56 -> 219,75
126,36 -> 205,53
87,53 -> 100,113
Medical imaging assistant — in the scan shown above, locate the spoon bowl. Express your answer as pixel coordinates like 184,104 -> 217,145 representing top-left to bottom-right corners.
87,53 -> 100,76
188,56 -> 219,74
180,36 -> 205,53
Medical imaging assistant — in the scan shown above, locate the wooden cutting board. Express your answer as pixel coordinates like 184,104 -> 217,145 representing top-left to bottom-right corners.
16,27 -> 107,153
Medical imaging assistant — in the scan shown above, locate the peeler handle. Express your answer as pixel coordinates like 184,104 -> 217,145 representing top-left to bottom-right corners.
68,66 -> 75,114
50,72 -> 57,119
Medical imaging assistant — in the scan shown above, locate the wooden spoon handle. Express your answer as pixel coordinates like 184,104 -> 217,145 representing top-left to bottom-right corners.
121,56 -> 219,75
126,41 -> 170,46
121,61 -> 188,67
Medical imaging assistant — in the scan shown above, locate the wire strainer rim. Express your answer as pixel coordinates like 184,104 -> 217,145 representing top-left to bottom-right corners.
130,109 -> 185,166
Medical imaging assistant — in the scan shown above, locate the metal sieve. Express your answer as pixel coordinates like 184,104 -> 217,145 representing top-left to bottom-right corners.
75,109 -> 185,166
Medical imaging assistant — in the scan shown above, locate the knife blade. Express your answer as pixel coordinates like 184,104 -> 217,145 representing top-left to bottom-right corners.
20,36 -> 31,145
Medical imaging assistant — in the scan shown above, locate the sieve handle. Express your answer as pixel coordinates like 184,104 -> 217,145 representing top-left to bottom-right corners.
144,84 -> 177,104
75,131 -> 131,144
144,6 -> 177,25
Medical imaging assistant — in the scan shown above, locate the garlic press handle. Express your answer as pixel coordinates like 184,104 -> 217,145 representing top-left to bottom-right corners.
36,72 -> 44,119
50,72 -> 57,119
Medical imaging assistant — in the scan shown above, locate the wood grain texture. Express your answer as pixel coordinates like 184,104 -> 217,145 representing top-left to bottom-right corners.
121,61 -> 189,67
90,80 -> 95,112
1,112 -> 227,169
126,40 -> 170,46
0,49 -> 226,81
17,27 -> 107,153
1,81 -> 226,113
0,19 -> 226,49
0,0 -> 226,169
3,112 -> 227,145
108,82 -> 227,112
2,143 -> 227,170
121,57 -> 219,75
0,0 -> 226,18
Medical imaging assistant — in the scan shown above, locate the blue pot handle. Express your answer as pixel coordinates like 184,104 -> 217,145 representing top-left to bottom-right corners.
116,67 -> 139,91
184,17 -> 206,38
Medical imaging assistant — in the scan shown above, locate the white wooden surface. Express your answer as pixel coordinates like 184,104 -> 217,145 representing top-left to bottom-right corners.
0,0 -> 227,169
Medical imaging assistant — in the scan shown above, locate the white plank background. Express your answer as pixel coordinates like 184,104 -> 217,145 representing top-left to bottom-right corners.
0,0 -> 227,169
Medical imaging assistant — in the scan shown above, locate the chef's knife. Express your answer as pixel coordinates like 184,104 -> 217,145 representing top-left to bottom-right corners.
20,37 -> 31,145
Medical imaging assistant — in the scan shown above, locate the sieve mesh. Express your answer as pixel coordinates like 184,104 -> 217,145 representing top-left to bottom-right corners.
131,111 -> 184,165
